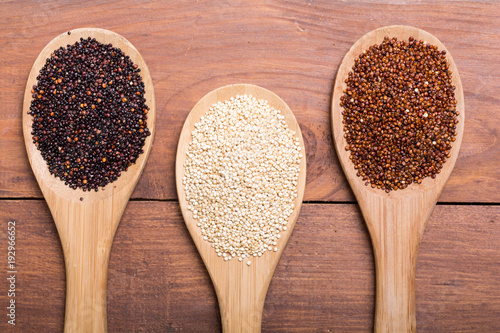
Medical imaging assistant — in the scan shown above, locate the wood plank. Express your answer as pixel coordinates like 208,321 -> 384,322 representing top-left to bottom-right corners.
0,0 -> 499,202
0,201 -> 498,332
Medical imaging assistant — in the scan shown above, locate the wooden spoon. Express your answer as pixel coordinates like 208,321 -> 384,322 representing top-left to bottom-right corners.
22,28 -> 155,332
176,84 -> 306,333
331,26 -> 464,332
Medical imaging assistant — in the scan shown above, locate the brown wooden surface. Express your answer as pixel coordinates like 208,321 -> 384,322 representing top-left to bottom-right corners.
0,201 -> 498,332
0,0 -> 499,202
0,1 -> 499,332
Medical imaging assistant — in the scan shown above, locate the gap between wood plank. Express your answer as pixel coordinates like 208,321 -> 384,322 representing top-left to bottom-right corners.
0,197 -> 498,206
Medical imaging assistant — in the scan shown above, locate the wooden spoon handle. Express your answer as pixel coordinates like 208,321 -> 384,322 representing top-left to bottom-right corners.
365,196 -> 430,333
214,268 -> 269,333
64,245 -> 111,333
373,233 -> 417,333
49,197 -> 122,333
219,295 -> 263,333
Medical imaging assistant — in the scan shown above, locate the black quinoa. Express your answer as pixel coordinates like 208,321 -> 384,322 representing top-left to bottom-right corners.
340,36 -> 458,192
28,37 -> 151,191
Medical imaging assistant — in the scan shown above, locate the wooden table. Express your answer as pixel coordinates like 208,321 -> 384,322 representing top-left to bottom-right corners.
0,1 -> 498,332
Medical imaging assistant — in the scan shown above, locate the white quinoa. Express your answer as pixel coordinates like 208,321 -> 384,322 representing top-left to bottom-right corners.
183,94 -> 301,262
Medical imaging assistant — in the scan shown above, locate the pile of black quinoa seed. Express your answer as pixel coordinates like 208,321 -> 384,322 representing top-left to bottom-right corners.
29,37 -> 151,191
340,36 -> 458,193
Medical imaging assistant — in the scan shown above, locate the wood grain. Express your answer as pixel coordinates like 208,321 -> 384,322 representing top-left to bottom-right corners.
0,201 -> 498,332
176,84 -> 307,332
331,25 -> 465,332
0,0 -> 498,202
0,1 -> 499,332
22,28 -> 156,332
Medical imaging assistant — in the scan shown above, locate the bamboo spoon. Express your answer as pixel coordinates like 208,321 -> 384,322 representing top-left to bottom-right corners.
331,26 -> 464,332
22,28 -> 155,332
176,84 -> 306,333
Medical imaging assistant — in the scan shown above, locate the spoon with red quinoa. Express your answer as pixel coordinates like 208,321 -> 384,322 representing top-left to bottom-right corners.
22,28 -> 155,332
332,26 -> 464,332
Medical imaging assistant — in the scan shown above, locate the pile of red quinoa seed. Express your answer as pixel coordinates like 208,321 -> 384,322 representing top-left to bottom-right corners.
340,36 -> 458,193
29,37 -> 151,191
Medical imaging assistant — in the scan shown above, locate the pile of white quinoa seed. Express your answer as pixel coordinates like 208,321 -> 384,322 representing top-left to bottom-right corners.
183,94 -> 302,264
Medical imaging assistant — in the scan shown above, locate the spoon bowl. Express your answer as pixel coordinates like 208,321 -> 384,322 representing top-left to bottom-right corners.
331,26 -> 464,332
23,28 -> 155,332
176,84 -> 306,333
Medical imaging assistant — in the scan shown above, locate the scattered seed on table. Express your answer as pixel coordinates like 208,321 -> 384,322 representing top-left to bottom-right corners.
183,95 -> 301,262
340,36 -> 458,192
28,37 -> 151,191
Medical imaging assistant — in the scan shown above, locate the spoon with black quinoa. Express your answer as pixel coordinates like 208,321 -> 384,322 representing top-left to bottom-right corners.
22,28 -> 155,332
331,26 -> 464,333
